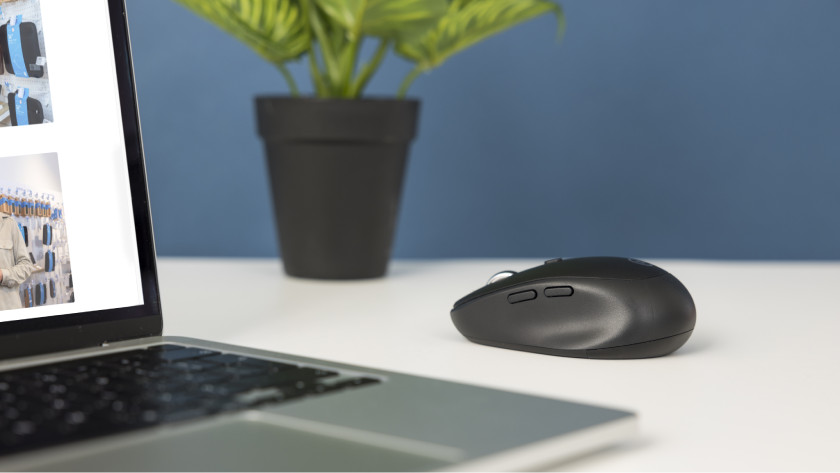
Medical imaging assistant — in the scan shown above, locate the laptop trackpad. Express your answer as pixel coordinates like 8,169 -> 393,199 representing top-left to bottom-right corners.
31,413 -> 456,472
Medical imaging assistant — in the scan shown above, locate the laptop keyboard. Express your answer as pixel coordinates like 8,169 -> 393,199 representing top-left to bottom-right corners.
0,344 -> 380,456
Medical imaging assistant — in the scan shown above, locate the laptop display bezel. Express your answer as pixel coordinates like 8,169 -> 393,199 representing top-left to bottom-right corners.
0,0 -> 163,360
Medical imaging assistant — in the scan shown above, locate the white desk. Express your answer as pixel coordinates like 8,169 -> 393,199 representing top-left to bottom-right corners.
158,258 -> 840,471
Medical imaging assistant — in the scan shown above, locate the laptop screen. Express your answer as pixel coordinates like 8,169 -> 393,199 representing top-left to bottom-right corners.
0,0 -> 151,332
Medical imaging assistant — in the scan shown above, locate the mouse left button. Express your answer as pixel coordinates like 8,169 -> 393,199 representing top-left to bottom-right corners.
507,290 -> 537,304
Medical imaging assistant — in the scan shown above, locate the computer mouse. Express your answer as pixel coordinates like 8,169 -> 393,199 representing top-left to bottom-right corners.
450,257 -> 696,359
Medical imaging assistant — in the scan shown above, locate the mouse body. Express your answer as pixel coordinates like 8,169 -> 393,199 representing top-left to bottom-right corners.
450,257 -> 696,359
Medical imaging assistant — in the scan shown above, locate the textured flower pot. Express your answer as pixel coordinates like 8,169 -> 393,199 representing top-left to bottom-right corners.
256,97 -> 419,279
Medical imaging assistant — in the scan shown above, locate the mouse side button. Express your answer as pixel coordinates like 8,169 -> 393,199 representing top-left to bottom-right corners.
507,290 -> 537,304
544,286 -> 573,297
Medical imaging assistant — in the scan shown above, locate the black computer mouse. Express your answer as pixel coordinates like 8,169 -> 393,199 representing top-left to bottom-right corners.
450,257 -> 696,359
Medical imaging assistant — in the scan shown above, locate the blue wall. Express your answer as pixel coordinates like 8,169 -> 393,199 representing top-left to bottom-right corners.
126,0 -> 840,259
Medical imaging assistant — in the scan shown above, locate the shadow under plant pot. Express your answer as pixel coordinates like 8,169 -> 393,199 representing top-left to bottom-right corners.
257,97 -> 419,279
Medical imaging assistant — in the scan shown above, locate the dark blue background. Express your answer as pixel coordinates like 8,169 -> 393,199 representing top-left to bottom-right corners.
125,0 -> 840,259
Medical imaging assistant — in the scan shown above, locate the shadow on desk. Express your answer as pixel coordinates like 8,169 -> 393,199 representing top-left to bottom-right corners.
669,334 -> 712,357
439,330 -> 713,359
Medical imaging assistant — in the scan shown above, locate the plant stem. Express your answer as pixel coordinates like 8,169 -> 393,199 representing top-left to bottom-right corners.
308,5 -> 341,94
277,63 -> 300,96
308,51 -> 327,97
338,37 -> 362,98
398,67 -> 424,98
350,39 -> 390,98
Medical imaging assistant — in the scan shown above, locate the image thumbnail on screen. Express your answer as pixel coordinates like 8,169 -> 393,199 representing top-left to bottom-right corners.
0,0 -> 53,127
1,152 -> 73,312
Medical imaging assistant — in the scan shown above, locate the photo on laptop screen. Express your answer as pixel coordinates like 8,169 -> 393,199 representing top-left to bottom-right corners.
0,152 -> 73,313
0,0 -> 53,127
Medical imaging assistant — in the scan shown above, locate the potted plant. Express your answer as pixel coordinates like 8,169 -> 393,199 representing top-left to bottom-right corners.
173,0 -> 565,279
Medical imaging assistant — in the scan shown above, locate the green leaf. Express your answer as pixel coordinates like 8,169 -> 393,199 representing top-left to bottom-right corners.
310,0 -> 361,32
396,0 -> 564,70
173,0 -> 310,66
313,0 -> 447,40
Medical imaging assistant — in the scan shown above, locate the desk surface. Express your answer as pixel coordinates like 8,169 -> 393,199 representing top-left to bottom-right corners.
158,258 -> 840,471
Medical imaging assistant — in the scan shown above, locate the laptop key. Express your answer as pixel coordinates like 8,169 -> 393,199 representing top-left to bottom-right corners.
200,353 -> 251,365
239,368 -> 339,390
170,360 -> 218,372
183,372 -> 231,386
199,381 -> 255,397
156,348 -> 220,362
203,354 -> 297,371
224,365 -> 268,379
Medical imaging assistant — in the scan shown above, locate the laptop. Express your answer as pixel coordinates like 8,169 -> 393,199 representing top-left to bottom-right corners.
0,0 -> 637,470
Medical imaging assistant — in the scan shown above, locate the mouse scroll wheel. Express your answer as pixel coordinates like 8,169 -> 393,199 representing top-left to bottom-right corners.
487,271 -> 517,286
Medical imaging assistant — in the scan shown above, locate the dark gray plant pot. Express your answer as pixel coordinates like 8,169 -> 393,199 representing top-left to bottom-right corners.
256,97 -> 419,279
